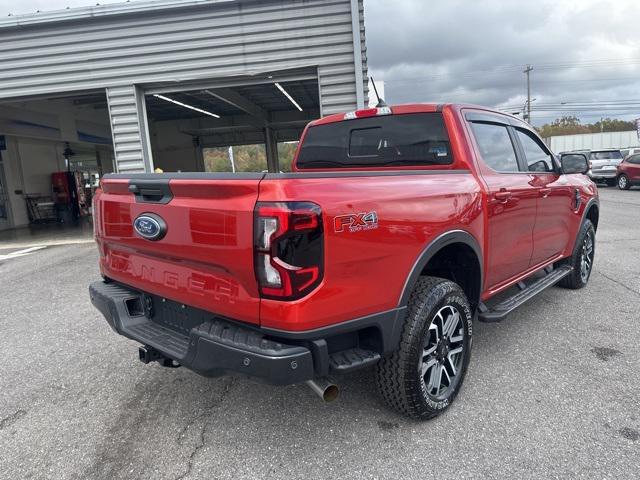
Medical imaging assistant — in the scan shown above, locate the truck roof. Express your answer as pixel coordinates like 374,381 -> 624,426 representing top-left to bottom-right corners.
309,103 -> 524,127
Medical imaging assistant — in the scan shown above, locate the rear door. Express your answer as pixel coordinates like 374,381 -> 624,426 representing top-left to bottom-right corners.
512,127 -> 574,265
466,114 -> 538,290
95,173 -> 264,325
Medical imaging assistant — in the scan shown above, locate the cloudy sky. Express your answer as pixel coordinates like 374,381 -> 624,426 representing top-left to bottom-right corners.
366,0 -> 640,124
1,0 -> 639,125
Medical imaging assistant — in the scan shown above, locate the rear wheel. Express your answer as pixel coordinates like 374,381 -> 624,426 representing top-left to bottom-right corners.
618,174 -> 631,190
557,219 -> 595,289
375,277 -> 473,419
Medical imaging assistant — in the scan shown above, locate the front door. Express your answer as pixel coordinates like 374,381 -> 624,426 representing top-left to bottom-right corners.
512,127 -> 574,265
467,119 -> 538,290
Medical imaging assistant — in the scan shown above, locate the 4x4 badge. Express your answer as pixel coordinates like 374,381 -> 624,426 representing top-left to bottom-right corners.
334,211 -> 378,233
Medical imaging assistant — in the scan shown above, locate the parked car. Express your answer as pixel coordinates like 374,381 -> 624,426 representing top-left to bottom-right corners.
620,147 -> 640,158
89,104 -> 599,419
587,149 -> 624,186
617,153 -> 640,189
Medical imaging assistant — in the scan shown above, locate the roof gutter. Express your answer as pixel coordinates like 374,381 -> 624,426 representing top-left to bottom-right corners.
0,0 -> 239,29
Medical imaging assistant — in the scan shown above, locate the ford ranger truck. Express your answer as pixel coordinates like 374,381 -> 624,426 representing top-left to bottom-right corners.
89,104 -> 599,419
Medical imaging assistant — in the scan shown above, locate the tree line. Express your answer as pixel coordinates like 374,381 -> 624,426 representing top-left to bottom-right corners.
203,142 -> 298,173
538,116 -> 636,138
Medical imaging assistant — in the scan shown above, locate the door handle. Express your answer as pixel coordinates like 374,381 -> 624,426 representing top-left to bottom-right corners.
540,187 -> 552,198
494,191 -> 512,202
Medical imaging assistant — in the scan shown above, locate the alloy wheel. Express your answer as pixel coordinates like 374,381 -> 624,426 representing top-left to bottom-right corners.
420,305 -> 465,399
618,176 -> 628,189
580,231 -> 594,283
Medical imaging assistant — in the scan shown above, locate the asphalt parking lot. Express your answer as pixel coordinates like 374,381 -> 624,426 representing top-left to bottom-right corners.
1,187 -> 638,480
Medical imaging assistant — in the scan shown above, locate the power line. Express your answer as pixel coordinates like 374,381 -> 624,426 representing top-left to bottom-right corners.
383,58 -> 640,86
498,103 -> 640,110
499,99 -> 640,109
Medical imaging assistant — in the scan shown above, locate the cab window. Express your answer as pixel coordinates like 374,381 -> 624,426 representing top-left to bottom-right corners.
297,113 -> 453,169
515,129 -> 555,172
470,122 -> 520,172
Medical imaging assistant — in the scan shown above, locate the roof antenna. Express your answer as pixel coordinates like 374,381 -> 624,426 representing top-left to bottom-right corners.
370,77 -> 387,108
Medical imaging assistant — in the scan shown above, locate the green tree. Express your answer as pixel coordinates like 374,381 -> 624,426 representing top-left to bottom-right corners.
203,142 -> 299,173
277,142 -> 299,172
538,116 -> 636,138
538,116 -> 589,137
591,118 -> 635,133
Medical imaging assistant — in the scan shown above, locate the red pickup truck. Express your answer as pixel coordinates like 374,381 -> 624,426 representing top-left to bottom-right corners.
89,103 -> 598,419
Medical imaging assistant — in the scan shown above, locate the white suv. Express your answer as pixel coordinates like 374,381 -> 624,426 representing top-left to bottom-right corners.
588,149 -> 624,186
621,147 -> 640,158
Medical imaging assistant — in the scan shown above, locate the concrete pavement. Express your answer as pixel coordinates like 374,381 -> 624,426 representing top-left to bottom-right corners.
0,187 -> 638,479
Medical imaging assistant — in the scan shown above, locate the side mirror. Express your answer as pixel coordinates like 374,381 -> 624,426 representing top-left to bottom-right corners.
560,153 -> 589,175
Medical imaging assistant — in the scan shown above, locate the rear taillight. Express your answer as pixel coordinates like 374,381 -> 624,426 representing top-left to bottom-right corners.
254,202 -> 324,300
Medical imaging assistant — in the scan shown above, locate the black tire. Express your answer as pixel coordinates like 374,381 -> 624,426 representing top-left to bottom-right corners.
605,178 -> 616,187
375,277 -> 473,419
618,174 -> 631,190
557,219 -> 595,289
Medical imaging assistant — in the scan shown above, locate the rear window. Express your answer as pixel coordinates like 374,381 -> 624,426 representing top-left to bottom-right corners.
296,113 -> 453,169
589,151 -> 623,160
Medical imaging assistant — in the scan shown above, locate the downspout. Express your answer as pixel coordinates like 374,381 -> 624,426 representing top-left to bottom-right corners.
350,0 -> 365,109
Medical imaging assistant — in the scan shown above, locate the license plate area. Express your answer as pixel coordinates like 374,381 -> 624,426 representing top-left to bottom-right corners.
145,294 -> 211,335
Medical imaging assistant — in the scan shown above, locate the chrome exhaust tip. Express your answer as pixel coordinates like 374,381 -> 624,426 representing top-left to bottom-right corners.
305,378 -> 339,402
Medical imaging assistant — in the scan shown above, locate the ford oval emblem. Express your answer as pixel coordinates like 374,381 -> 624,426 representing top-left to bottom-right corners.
133,213 -> 167,241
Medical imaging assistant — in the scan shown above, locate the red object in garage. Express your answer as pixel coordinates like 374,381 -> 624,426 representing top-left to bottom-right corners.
52,171 -> 89,221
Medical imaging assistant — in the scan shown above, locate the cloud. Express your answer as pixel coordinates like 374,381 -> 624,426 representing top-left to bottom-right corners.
365,0 -> 640,124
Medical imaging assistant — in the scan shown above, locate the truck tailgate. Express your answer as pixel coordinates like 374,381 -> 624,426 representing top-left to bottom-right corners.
94,173 -> 264,325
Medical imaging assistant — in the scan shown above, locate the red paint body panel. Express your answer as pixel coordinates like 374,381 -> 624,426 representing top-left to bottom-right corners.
257,173 -> 483,331
93,103 -> 598,332
96,178 -> 261,324
455,105 -> 597,297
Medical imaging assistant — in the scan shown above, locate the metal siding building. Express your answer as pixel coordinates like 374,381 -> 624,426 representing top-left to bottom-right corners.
545,131 -> 640,152
0,0 -> 368,172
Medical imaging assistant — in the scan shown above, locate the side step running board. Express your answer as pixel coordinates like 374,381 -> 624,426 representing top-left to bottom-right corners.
329,348 -> 381,372
478,265 -> 573,323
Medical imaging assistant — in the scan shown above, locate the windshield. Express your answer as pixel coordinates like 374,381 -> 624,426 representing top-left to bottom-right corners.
589,151 -> 623,160
296,113 -> 453,169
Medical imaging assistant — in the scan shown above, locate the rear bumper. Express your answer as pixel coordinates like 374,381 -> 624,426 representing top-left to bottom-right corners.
89,281 -> 314,385
588,170 -> 617,180
89,280 -> 404,385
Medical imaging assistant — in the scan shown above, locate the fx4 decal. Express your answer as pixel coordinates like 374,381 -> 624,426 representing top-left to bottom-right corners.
334,211 -> 379,233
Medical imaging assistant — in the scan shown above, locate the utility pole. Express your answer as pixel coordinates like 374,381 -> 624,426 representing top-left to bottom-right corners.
524,64 -> 533,122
